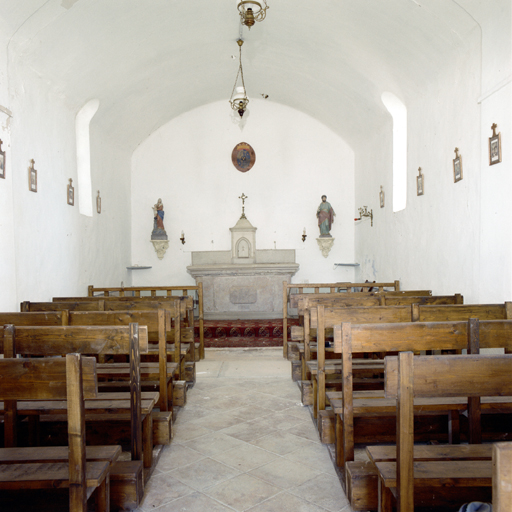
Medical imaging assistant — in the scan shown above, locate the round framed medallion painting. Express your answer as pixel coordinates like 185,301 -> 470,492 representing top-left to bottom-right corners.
232,142 -> 256,172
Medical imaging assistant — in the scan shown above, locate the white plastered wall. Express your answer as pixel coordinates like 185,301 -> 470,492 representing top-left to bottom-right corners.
355,26 -> 486,301
0,49 -> 132,309
477,1 -> 512,302
0,26 -> 17,310
130,100 -> 355,287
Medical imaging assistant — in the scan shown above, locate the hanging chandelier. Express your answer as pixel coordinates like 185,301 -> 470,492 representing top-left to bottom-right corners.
237,1 -> 269,29
229,39 -> 249,118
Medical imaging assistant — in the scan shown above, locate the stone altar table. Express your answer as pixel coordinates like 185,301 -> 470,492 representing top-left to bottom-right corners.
187,216 -> 299,319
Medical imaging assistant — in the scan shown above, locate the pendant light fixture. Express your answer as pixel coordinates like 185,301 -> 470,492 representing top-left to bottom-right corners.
237,1 -> 269,29
229,39 -> 249,118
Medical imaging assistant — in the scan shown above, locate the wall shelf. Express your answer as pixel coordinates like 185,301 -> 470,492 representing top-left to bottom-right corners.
127,266 -> 152,270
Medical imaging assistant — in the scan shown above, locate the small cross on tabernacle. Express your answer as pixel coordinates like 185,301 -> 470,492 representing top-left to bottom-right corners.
239,193 -> 248,219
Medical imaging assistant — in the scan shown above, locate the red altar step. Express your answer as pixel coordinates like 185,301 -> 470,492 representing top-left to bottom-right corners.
194,319 -> 299,348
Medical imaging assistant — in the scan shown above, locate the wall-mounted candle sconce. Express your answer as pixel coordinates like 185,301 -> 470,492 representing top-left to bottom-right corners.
355,206 -> 373,227
180,231 -> 186,245
302,227 -> 307,242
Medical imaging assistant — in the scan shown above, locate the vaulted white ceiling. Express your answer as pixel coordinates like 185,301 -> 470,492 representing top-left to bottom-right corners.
1,0 -> 482,150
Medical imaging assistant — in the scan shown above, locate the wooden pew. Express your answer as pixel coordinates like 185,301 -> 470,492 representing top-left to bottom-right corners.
67,309 -> 181,410
21,296 -> 196,368
286,292 -> 463,365
374,352 -> 512,512
304,302 -> 510,417
2,323 -> 152,509
86,283 -> 204,359
0,354 -> 112,512
493,442 -> 512,512
282,280 -> 401,357
334,318 -> 512,510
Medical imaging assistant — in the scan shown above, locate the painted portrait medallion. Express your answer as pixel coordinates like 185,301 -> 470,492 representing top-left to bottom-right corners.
232,142 -> 256,172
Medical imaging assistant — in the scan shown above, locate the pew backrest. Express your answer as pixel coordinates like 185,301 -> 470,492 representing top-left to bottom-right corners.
493,442 -> 512,512
333,317 -> 512,466
387,352 -> 512,512
0,311 -> 64,326
68,309 -> 177,410
1,325 -> 148,356
282,280 -> 401,357
0,353 -> 97,511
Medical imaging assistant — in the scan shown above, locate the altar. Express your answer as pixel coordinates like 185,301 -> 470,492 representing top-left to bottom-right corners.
187,213 -> 299,319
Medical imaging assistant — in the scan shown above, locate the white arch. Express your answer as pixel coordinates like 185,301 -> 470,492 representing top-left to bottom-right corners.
381,92 -> 407,212
75,99 -> 100,216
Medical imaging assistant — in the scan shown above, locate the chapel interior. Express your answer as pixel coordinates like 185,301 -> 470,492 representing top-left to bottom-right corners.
0,1 -> 511,512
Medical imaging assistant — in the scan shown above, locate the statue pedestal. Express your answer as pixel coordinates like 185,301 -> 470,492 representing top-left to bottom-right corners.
151,240 -> 169,260
187,250 -> 299,319
317,237 -> 334,258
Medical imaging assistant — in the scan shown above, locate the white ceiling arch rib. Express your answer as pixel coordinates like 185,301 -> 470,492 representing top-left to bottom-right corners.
2,0 -> 481,151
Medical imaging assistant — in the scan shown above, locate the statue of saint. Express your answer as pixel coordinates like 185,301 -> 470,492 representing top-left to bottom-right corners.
317,195 -> 335,237
151,198 -> 168,240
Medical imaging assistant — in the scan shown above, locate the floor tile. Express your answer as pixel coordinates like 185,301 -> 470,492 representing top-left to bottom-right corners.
288,473 -> 350,512
285,442 -> 338,476
141,348 -> 354,512
285,420 -> 322,443
169,457 -> 241,490
246,491 -> 334,512
153,490 -> 235,511
140,473 -> 194,510
212,443 -> 280,472
222,420 -> 279,443
205,473 -> 281,512
183,432 -> 248,457
156,443 -> 206,472
250,430 -> 315,455
173,422 -> 213,442
189,410 -> 247,431
248,457 -> 321,489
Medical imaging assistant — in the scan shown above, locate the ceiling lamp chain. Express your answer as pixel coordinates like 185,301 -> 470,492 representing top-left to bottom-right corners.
237,1 -> 269,29
229,39 -> 249,118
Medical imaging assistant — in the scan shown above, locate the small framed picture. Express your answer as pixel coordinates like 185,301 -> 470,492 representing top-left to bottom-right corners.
489,123 -> 502,166
0,139 -> 5,179
67,179 -> 74,206
28,159 -> 37,192
379,186 -> 385,208
416,167 -> 424,196
96,190 -> 101,214
453,148 -> 463,183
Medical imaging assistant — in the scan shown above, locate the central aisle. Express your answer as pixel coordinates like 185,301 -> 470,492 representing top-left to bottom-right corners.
137,348 -> 352,512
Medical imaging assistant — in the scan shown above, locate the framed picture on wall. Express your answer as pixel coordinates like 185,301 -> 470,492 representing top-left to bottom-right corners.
416,167 -> 424,196
379,186 -> 385,208
0,139 -> 5,179
489,123 -> 502,166
96,190 -> 101,214
67,179 -> 74,205
453,148 -> 463,183
28,159 -> 37,192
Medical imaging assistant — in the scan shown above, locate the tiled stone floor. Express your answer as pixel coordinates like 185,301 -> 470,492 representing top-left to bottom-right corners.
137,348 -> 353,512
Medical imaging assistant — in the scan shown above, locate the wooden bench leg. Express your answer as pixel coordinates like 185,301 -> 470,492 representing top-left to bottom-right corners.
378,475 -> 394,512
167,379 -> 174,411
28,415 -> 40,447
448,410 -> 460,444
95,473 -> 110,512
336,413 -> 344,467
143,414 -> 153,468
301,355 -> 307,381
312,376 -> 318,419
